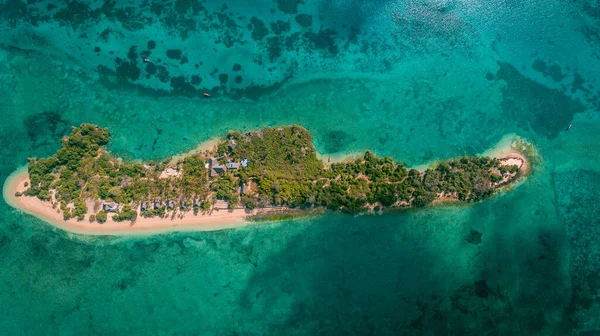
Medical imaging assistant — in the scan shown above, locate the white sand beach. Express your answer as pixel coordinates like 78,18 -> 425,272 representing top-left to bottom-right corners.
3,167 -> 279,236
482,133 -> 532,175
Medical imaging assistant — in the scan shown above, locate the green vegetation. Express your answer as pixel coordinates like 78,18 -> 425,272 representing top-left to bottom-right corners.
96,210 -> 107,224
112,205 -> 138,222
23,123 -> 526,223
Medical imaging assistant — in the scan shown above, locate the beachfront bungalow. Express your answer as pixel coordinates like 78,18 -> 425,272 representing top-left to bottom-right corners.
154,201 -> 163,210
227,162 -> 239,170
241,159 -> 248,167
240,183 -> 248,195
209,158 -> 227,177
193,199 -> 200,208
102,202 -> 119,213
166,200 -> 175,210
140,202 -> 149,211
228,139 -> 237,150
180,200 -> 187,210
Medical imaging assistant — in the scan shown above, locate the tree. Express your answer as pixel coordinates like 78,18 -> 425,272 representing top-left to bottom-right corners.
112,204 -> 138,222
73,198 -> 88,221
228,196 -> 239,209
96,210 -> 107,223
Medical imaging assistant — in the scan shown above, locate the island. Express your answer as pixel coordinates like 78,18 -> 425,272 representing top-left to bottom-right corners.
3,124 -> 532,235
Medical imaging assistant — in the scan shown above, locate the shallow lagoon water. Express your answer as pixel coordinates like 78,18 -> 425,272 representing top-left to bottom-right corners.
0,0 -> 599,334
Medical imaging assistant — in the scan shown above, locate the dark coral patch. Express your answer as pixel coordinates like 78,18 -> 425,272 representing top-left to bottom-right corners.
249,17 -> 269,41
147,40 -> 156,49
228,76 -> 290,101
23,110 -> 70,147
303,29 -> 338,55
93,46 -> 101,52
465,230 -> 483,244
532,59 -> 566,82
219,73 -> 229,85
321,130 -> 355,153
191,75 -> 202,85
170,76 -> 196,94
532,59 -> 547,73
571,72 -> 589,94
116,61 -> 141,81
496,61 -> 584,139
547,64 -> 566,82
99,28 -> 111,42
235,76 -> 243,84
270,20 -> 290,35
267,36 -> 283,61
127,46 -> 138,62
53,0 -> 98,30
174,0 -> 204,16
233,64 -> 242,71
295,14 -> 312,27
276,0 -> 304,14
286,32 -> 301,49
146,62 -> 157,75
156,65 -> 170,83
166,49 -> 182,60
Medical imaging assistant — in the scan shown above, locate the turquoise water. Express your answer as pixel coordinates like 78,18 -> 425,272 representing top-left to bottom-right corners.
0,0 -> 599,334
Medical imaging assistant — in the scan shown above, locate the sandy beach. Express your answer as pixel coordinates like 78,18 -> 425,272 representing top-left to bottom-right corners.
317,151 -> 364,168
3,167 -> 280,236
481,133 -> 532,175
169,137 -> 222,164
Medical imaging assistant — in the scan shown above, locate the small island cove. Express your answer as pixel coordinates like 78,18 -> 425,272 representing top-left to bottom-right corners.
3,124 -> 534,236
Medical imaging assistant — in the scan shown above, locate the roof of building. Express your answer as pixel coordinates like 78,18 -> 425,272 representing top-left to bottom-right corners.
102,202 -> 119,211
227,162 -> 239,169
240,183 -> 248,195
210,158 -> 227,177
241,159 -> 248,167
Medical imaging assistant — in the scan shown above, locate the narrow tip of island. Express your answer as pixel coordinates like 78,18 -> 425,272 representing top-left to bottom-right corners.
3,124 -> 535,236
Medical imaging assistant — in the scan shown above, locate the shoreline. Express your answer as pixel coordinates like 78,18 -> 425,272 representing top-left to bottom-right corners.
481,133 -> 532,176
3,167 -> 281,236
2,134 -> 533,236
168,137 -> 223,164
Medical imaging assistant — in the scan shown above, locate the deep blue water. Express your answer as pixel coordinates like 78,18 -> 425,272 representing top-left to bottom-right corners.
0,0 -> 599,334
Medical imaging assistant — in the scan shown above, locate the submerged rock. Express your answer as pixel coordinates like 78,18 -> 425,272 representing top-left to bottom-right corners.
466,229 -> 483,245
